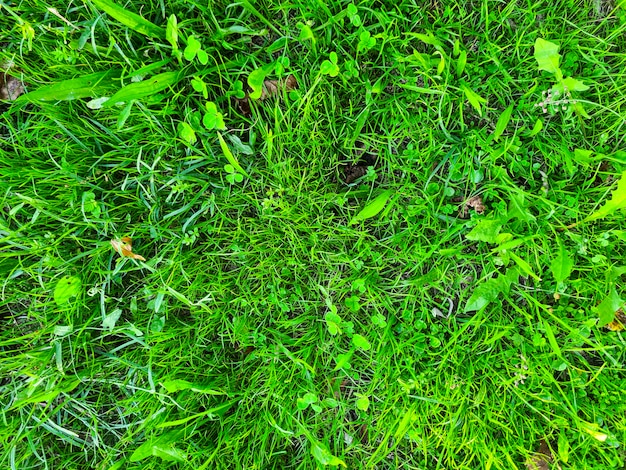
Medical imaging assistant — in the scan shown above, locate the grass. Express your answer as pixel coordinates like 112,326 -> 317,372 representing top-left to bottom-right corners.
1,0 -> 626,468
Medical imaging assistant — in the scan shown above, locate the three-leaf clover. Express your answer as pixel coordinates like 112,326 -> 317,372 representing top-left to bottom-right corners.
184,35 -> 208,65
203,101 -> 226,130
320,52 -> 340,77
224,164 -> 244,184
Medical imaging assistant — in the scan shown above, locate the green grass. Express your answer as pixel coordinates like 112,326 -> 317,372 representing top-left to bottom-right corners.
1,0 -> 626,468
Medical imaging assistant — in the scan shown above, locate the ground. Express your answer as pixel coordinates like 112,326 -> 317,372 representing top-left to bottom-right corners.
1,1 -> 626,469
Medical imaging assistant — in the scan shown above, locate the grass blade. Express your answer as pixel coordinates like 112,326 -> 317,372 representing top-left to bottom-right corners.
217,132 -> 248,177
91,0 -> 165,38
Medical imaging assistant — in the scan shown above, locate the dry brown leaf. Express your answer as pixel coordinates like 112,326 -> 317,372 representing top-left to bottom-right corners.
234,74 -> 298,116
0,66 -> 25,101
459,195 -> 486,218
605,308 -> 626,331
110,237 -> 146,261
526,438 -> 554,470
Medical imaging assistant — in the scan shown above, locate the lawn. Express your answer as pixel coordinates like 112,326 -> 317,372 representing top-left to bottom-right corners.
1,0 -> 626,468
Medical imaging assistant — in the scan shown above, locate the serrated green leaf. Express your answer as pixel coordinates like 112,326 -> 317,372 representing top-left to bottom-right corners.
551,243 -> 574,283
54,276 -> 82,306
493,104 -> 514,141
581,171 -> 626,224
217,132 -> 248,177
92,0 -> 165,38
349,190 -> 393,225
534,38 -> 561,75
594,287 -> 623,327
464,275 -> 510,312
466,218 -> 503,243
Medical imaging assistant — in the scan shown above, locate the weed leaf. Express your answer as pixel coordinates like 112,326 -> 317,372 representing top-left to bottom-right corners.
509,251 -> 541,281
102,308 -> 123,331
217,133 -> 248,177
550,243 -> 574,284
166,14 -> 178,49
594,287 -> 623,327
493,104 -> 514,141
534,38 -> 561,75
464,275 -> 511,312
581,171 -> 626,224
54,276 -> 82,306
352,334 -> 371,350
507,193 -> 535,222
466,218 -> 503,243
349,190 -> 393,225
92,0 -> 165,38
130,432 -> 187,462
356,395 -> 370,411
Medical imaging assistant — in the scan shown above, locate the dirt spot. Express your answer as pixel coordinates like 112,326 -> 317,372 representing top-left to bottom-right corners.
234,74 -> 298,117
0,65 -> 25,101
343,141 -> 378,184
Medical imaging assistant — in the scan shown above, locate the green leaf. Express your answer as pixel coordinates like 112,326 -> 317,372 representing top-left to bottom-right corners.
562,76 -> 589,92
166,14 -> 178,50
297,392 -> 318,410
19,70 -> 119,102
102,308 -> 122,331
116,99 -> 133,130
161,379 -> 225,395
534,38 -> 561,75
352,334 -> 371,351
349,190 -> 393,225
183,36 -> 201,61
81,191 -> 101,217
325,310 -> 342,336
508,251 -> 541,281
581,171 -> 626,224
130,432 -> 187,462
465,218 -> 503,243
333,351 -> 353,371
311,442 -> 346,467
248,68 -> 268,100
464,275 -> 510,312
594,287 -> 623,327
507,193 -> 535,222
92,0 -> 165,38
528,118 -> 543,137
461,83 -> 487,116
455,50 -> 467,77
551,243 -> 574,283
217,132 -> 248,177
493,104 -> 514,141
356,395 -> 370,411
53,276 -> 82,306
177,122 -> 196,144
104,71 -> 181,107
558,429 -> 570,464
203,101 -> 226,130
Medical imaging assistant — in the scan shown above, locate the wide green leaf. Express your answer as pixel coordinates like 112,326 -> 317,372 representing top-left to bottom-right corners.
466,218 -> 503,243
19,70 -> 119,102
464,274 -> 511,312
53,276 -> 82,306
92,0 -> 165,38
104,71 -> 182,106
550,243 -> 574,284
493,104 -> 514,141
534,38 -> 561,75
594,287 -> 623,327
349,190 -> 393,225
